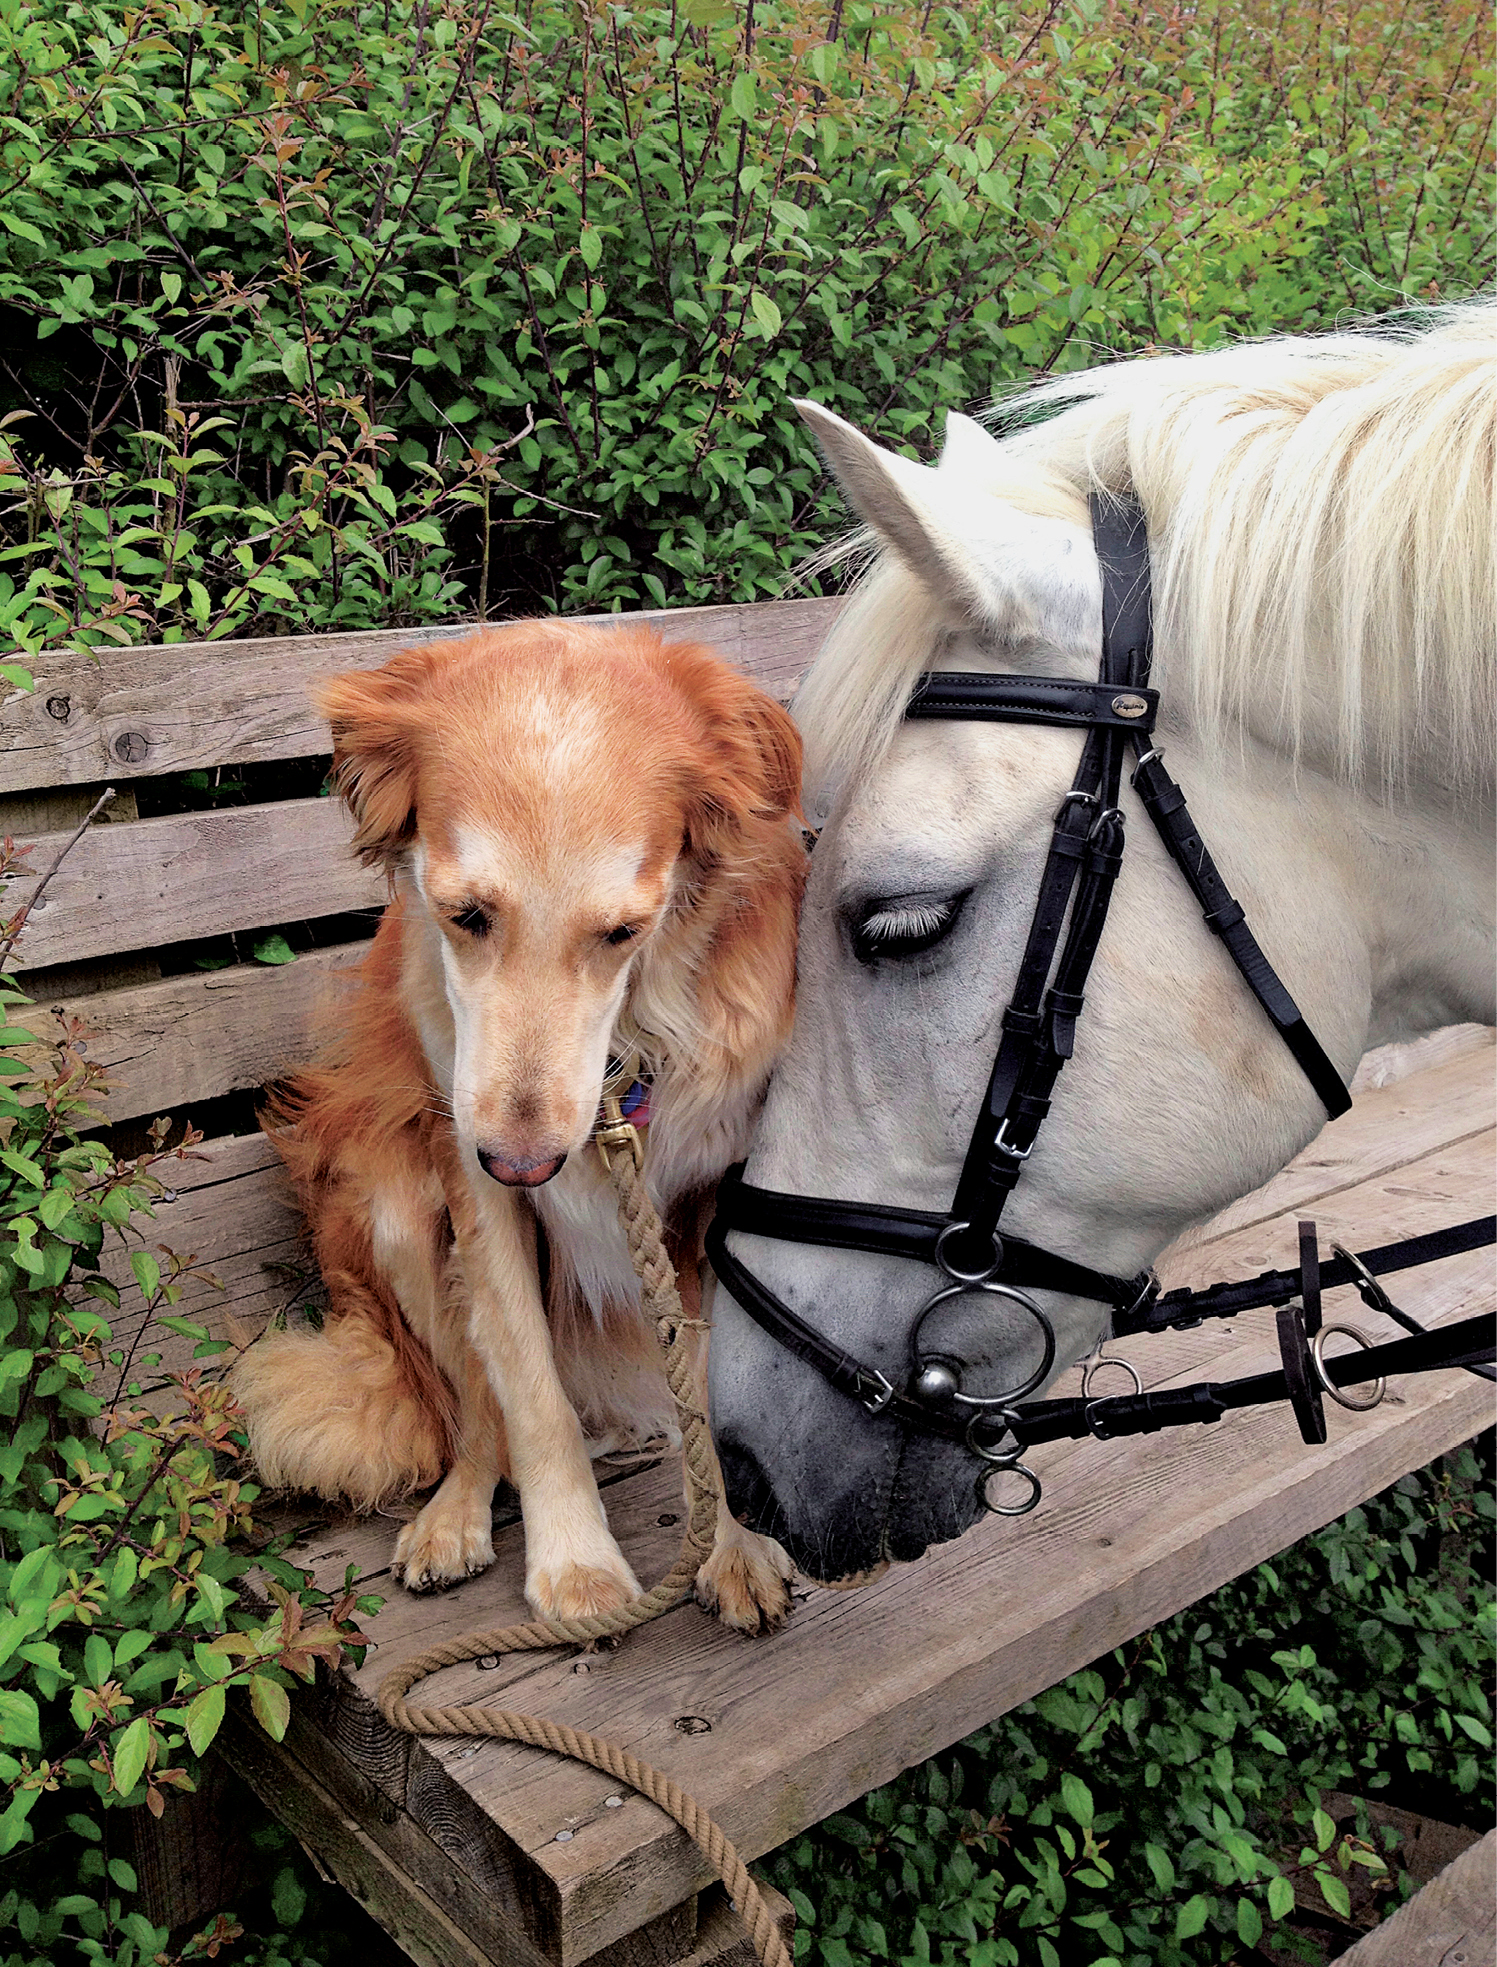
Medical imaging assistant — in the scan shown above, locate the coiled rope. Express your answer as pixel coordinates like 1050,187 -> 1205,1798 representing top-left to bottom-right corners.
377,1142 -> 791,1967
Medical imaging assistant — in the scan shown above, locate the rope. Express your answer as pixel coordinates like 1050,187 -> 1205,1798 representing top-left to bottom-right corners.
378,1146 -> 791,1967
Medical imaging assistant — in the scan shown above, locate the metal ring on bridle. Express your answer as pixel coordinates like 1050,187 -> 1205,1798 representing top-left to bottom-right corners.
909,1281 -> 1056,1409
976,1461 -> 1043,1516
935,1220 -> 1003,1284
1081,1354 -> 1143,1400
1310,1324 -> 1386,1411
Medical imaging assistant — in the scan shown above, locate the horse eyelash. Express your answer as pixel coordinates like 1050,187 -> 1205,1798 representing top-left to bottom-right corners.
859,899 -> 954,944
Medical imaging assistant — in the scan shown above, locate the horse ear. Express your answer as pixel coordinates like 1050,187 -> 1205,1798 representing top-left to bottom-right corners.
316,644 -> 443,864
794,399 -> 1092,643
938,409 -> 1004,476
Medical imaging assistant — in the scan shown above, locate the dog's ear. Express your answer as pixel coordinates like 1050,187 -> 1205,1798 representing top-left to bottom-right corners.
317,644 -> 443,864
668,647 -> 804,860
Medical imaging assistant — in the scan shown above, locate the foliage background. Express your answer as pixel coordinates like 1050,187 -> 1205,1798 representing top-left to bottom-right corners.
0,0 -> 1491,663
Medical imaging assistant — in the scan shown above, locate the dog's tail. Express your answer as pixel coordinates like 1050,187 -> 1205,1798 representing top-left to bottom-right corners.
231,1291 -> 452,1510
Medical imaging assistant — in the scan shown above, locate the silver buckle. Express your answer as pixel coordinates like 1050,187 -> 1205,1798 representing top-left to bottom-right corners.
993,1118 -> 1032,1161
857,1370 -> 895,1414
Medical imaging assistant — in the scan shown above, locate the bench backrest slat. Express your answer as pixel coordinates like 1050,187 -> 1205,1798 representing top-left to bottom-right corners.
3,598 -> 838,794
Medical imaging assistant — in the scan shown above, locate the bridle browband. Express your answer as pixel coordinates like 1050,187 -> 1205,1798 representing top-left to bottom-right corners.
707,495 -> 1495,1513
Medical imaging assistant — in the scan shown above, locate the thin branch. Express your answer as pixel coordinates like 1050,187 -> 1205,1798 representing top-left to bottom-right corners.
0,787 -> 117,971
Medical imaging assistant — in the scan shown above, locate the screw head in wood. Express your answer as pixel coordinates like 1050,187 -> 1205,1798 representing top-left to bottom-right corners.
45,695 -> 71,721
114,730 -> 149,763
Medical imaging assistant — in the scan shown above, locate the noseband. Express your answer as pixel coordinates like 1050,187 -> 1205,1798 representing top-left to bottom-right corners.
707,496 -> 1495,1513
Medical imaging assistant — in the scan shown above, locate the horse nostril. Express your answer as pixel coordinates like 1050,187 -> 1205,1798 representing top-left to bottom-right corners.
476,1146 -> 568,1187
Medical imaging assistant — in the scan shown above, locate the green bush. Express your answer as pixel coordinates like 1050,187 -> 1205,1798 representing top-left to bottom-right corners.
0,0 -> 1489,669
0,842 -> 376,1967
769,1449 -> 1495,1967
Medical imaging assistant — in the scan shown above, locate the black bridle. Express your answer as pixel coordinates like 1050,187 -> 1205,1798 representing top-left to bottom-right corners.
707,495 -> 1495,1513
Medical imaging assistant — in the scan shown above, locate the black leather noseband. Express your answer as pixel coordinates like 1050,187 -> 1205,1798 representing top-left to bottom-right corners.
707,495 -> 1495,1508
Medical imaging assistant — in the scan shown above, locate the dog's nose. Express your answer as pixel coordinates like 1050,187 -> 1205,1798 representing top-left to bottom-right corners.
476,1144 -> 568,1187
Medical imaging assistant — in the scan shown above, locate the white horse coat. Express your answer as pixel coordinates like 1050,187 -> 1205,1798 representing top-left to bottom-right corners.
708,307 -> 1496,1584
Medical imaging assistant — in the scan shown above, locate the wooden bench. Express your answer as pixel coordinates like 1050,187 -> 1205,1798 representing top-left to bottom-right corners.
3,605 -> 1491,1966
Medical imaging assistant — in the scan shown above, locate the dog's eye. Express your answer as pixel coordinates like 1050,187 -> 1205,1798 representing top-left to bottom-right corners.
604,924 -> 639,947
450,905 -> 489,938
852,892 -> 966,966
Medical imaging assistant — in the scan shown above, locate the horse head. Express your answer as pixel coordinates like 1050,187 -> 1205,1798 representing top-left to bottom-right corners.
708,312 -> 1496,1585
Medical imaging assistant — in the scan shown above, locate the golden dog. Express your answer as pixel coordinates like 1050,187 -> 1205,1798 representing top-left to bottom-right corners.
232,621 -> 805,1630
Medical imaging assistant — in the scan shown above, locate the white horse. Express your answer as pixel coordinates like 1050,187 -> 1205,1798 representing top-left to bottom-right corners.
707,305 -> 1496,1584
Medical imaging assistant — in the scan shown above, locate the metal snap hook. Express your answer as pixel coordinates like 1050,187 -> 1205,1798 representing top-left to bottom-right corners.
1310,1324 -> 1386,1411
935,1220 -> 1003,1284
909,1282 -> 1056,1409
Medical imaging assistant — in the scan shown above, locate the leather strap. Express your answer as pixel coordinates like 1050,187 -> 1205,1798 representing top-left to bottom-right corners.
1118,1214 -> 1497,1335
906,673 -> 1158,732
1010,1312 -> 1495,1448
1130,744 -> 1352,1118
714,1166 -> 1144,1309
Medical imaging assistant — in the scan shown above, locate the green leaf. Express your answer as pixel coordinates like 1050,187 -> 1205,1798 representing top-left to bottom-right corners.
185,1681 -> 226,1757
0,663 -> 34,693
83,1633 -> 113,1688
1237,1896 -> 1263,1947
251,933 -> 297,965
1267,1874 -> 1295,1921
729,72 -> 757,120
0,1690 -> 40,1751
1059,1772 -> 1093,1827
750,291 -> 782,340
112,1716 -> 152,1796
578,225 -> 602,271
1,1148 -> 47,1187
1142,1841 -> 1175,1894
1317,1868 -> 1351,1919
250,1673 -> 291,1741
1174,1894 -> 1211,1941
130,1249 -> 161,1304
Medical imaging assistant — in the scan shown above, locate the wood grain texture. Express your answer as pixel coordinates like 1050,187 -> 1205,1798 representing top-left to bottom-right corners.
1336,1830 -> 1495,1967
2,599 -> 842,795
36,941 -> 369,1125
5,797 -> 384,968
237,1050 -> 1494,1966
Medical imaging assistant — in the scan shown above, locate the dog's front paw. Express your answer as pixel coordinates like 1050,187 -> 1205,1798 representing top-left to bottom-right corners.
695,1522 -> 795,1635
393,1488 -> 496,1593
526,1550 -> 640,1623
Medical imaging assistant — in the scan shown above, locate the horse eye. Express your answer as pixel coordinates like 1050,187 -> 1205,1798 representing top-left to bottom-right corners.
852,893 -> 966,965
451,905 -> 489,937
604,923 -> 639,947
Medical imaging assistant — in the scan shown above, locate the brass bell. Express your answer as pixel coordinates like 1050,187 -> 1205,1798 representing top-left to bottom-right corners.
914,1360 -> 961,1402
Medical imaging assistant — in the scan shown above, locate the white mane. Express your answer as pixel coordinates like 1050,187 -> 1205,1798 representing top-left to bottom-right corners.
795,302 -> 1496,800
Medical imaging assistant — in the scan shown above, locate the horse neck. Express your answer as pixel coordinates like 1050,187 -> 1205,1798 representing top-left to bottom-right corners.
1217,740 -> 1497,1051
1345,780 -> 1496,1045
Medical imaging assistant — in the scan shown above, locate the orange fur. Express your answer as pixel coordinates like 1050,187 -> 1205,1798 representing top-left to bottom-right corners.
232,622 -> 805,1621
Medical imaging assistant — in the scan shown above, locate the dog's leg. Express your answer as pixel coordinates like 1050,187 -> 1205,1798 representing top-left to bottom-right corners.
445,1157 -> 640,1621
344,1164 -> 506,1593
393,1334 -> 508,1594
680,1262 -> 795,1635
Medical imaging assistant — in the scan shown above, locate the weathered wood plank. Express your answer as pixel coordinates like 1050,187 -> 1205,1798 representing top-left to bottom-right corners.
94,1132 -> 310,1398
1336,1829 -> 1495,1967
6,798 -> 383,969
1,599 -> 842,795
32,942 -> 369,1125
